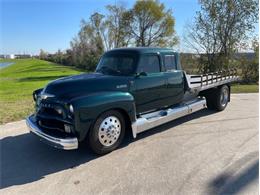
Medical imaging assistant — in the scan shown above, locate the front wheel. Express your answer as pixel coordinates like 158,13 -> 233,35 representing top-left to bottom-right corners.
88,110 -> 125,155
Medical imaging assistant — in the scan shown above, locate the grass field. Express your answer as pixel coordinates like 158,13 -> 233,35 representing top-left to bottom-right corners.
0,59 -> 258,124
0,59 -> 82,124
231,84 -> 259,93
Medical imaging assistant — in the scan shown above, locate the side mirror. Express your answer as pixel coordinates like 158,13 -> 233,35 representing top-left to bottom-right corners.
136,71 -> 147,77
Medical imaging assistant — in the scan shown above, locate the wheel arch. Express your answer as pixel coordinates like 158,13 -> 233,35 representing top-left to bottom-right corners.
71,91 -> 136,142
113,108 -> 133,138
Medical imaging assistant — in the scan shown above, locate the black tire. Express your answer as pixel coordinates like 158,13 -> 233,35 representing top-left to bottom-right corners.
206,97 -> 215,110
215,85 -> 229,111
205,89 -> 217,110
88,110 -> 125,155
206,85 -> 229,111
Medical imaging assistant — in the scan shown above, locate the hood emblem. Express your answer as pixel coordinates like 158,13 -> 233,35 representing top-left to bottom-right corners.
116,84 -> 127,89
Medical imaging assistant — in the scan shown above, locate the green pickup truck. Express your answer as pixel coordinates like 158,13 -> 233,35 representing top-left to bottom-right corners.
26,47 -> 238,154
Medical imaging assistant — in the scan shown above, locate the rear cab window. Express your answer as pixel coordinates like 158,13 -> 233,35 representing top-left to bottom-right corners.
137,54 -> 161,74
163,54 -> 177,71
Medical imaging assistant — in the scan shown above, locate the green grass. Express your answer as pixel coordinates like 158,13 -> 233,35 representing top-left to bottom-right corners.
231,84 -> 259,93
0,59 -> 82,124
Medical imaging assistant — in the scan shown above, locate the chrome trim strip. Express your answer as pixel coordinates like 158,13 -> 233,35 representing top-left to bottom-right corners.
39,93 -> 55,100
132,122 -> 137,138
26,116 -> 78,150
131,98 -> 206,137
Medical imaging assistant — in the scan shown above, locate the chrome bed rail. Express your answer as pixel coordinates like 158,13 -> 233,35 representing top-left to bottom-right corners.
186,69 -> 239,92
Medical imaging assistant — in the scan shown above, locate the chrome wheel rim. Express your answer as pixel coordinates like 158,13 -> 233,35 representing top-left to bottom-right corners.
220,88 -> 229,107
98,116 -> 121,147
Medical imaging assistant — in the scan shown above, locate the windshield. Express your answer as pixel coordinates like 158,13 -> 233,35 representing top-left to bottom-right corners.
96,53 -> 136,76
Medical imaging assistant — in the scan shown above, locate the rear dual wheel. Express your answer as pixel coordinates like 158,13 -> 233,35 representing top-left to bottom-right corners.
88,110 -> 125,155
206,85 -> 229,111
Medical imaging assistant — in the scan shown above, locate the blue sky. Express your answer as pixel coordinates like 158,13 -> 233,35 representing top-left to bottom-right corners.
1,0 -> 258,54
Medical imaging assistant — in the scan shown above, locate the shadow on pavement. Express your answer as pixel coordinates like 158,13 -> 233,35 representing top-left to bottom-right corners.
129,109 -> 216,142
208,151 -> 259,195
1,109 -> 216,189
1,133 -> 98,189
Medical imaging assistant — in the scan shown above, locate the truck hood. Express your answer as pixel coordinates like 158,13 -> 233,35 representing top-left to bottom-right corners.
43,73 -> 131,101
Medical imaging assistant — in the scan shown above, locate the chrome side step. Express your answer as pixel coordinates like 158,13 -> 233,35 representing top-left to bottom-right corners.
131,98 -> 207,138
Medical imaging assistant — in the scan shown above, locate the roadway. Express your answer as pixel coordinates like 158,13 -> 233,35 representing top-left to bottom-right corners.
1,93 -> 258,195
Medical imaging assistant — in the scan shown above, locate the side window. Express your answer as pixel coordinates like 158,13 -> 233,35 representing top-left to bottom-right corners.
137,55 -> 160,73
164,55 -> 176,71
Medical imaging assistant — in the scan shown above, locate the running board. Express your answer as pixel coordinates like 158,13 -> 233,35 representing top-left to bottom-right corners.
131,98 -> 207,138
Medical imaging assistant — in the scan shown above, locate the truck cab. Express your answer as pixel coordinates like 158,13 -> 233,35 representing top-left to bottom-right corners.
96,48 -> 184,114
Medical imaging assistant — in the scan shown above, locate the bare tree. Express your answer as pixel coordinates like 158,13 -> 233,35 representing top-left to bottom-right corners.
60,1 -> 179,70
185,0 -> 258,72
70,16 -> 104,70
39,49 -> 48,60
129,0 -> 178,47
105,4 -> 132,49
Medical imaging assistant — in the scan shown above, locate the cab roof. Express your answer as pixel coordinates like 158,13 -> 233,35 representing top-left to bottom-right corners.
106,47 -> 176,55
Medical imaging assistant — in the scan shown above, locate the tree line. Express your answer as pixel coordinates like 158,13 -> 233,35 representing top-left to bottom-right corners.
40,0 -> 177,71
39,0 -> 259,83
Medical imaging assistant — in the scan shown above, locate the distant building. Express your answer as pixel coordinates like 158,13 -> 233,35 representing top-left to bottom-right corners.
0,54 -> 33,59
15,54 -> 32,59
5,54 -> 16,59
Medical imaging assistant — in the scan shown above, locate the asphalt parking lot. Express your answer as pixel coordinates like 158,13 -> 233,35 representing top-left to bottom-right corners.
1,93 -> 259,195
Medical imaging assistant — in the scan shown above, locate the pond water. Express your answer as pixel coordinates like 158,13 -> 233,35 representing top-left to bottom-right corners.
0,62 -> 14,69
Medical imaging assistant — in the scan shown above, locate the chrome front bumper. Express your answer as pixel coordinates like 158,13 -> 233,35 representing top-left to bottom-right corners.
26,115 -> 78,150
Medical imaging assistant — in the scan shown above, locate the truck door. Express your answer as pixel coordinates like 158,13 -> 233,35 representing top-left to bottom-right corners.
133,54 -> 167,114
161,53 -> 184,106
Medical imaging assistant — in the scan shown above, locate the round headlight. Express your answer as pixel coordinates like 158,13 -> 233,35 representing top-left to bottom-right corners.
69,104 -> 74,113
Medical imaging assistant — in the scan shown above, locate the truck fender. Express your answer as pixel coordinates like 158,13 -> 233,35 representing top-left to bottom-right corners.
70,91 -> 136,142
